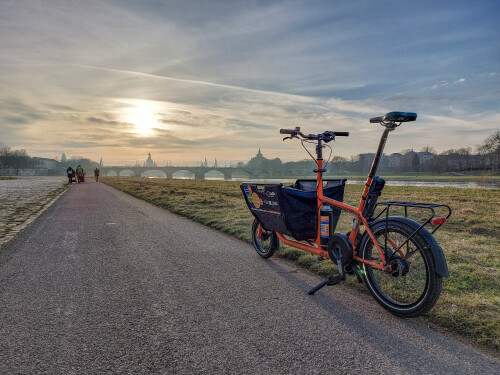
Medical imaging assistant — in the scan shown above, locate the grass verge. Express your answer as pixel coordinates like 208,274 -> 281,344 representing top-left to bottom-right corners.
101,177 -> 499,351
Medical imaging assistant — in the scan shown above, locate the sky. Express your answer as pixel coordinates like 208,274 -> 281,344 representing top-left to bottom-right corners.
0,0 -> 499,166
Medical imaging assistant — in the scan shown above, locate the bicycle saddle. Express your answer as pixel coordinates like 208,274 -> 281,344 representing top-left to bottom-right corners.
370,111 -> 417,123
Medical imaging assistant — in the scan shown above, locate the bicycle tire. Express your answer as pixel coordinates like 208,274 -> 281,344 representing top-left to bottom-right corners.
252,219 -> 279,259
359,217 -> 442,317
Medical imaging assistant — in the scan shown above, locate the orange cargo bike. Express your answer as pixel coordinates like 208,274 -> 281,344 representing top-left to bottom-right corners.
241,112 -> 451,317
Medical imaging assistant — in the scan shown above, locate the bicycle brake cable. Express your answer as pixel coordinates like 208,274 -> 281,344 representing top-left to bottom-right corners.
322,143 -> 333,170
301,139 -> 317,163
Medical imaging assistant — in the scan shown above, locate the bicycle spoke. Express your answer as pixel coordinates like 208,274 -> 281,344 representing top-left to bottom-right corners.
368,230 -> 428,306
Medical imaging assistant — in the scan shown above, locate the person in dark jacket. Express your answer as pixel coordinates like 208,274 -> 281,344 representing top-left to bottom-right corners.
66,166 -> 75,183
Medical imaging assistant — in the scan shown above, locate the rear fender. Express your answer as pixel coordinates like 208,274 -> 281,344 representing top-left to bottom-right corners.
369,216 -> 449,278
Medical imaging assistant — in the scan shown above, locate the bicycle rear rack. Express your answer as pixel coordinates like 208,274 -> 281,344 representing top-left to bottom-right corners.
370,201 -> 452,255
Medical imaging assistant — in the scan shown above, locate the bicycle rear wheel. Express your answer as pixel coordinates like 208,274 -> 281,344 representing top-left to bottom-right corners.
252,219 -> 279,259
359,217 -> 442,317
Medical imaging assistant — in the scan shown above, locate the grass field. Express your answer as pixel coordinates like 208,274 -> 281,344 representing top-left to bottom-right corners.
100,177 -> 499,351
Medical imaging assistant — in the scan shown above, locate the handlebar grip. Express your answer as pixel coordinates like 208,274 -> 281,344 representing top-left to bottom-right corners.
334,131 -> 349,136
280,129 -> 296,135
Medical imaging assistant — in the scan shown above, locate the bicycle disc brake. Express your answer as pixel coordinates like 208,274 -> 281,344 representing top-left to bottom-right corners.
389,257 -> 410,277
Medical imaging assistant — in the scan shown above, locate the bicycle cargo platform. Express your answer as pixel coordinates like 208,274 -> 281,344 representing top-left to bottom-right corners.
241,179 -> 346,241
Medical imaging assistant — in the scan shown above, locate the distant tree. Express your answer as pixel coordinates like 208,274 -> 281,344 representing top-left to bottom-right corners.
0,146 -> 30,169
420,146 -> 436,154
441,149 -> 457,155
332,156 -> 348,163
0,144 -> 6,168
412,154 -> 420,171
0,142 -> 9,154
329,156 -> 349,173
456,147 -> 472,170
236,161 -> 245,168
477,130 -> 500,170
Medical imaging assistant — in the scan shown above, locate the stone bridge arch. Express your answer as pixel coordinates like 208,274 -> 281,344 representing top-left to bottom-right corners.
205,169 -> 225,180
119,169 -> 136,177
230,169 -> 250,180
172,169 -> 195,179
141,170 -> 167,178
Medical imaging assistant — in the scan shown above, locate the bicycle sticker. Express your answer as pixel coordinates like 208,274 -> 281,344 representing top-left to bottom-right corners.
251,192 -> 263,208
320,216 -> 329,238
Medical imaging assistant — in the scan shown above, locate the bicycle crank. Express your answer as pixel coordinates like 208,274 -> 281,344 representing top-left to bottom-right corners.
308,234 -> 354,295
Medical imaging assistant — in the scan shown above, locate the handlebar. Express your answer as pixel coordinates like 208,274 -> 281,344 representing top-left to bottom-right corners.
280,127 -> 349,142
280,127 -> 301,135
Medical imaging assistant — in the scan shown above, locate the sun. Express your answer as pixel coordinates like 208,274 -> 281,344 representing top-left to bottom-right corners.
125,105 -> 159,135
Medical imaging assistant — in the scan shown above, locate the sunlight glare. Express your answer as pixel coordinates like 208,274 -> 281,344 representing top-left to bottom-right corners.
125,105 -> 159,135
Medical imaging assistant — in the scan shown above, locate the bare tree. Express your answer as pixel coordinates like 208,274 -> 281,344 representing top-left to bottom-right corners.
456,147 -> 472,170
420,146 -> 436,154
477,130 -> 500,170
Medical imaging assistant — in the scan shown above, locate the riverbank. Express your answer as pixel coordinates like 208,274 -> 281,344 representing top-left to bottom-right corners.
0,177 -> 69,248
100,177 -> 499,352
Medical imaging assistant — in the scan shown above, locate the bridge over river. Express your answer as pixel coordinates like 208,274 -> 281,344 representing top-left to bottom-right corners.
101,165 -> 286,180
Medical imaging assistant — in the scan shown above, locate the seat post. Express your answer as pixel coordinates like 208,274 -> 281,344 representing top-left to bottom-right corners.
368,126 -> 394,178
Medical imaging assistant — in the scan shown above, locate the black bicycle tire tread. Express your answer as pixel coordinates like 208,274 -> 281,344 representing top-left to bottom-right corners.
252,219 -> 278,259
359,218 -> 442,317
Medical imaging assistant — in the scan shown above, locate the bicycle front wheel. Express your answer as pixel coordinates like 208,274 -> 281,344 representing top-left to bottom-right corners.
359,218 -> 442,317
252,219 -> 279,259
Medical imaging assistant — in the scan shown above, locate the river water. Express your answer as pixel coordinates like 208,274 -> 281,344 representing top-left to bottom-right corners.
227,178 -> 499,189
148,175 -> 498,189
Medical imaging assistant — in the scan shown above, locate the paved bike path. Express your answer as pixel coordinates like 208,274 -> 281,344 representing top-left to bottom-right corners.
0,180 -> 498,374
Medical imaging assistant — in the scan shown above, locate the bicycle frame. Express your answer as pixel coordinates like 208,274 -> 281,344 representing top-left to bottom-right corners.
269,127 -> 395,271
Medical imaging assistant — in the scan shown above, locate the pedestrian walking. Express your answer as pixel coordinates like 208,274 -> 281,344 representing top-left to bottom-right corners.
76,165 -> 84,183
66,166 -> 75,183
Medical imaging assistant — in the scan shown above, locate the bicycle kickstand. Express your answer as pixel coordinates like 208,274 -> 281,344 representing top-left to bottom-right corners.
308,256 -> 345,295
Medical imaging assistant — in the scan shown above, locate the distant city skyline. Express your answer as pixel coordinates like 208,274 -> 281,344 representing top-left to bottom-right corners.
1,1 -> 498,164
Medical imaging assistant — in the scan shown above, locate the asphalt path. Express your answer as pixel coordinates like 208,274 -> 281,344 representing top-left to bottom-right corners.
0,180 -> 498,374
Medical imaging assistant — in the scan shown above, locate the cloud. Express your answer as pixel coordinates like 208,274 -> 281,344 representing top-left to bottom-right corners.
43,103 -> 81,112
0,0 -> 498,165
88,116 -> 126,126
3,116 -> 30,125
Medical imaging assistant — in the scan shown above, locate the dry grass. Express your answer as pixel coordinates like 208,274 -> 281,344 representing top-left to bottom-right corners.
101,176 -> 500,351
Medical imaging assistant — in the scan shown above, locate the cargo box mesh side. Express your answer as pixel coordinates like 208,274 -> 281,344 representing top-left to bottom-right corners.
240,183 -> 293,236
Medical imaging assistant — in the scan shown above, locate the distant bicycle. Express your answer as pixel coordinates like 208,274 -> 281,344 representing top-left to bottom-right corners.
241,112 -> 451,317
